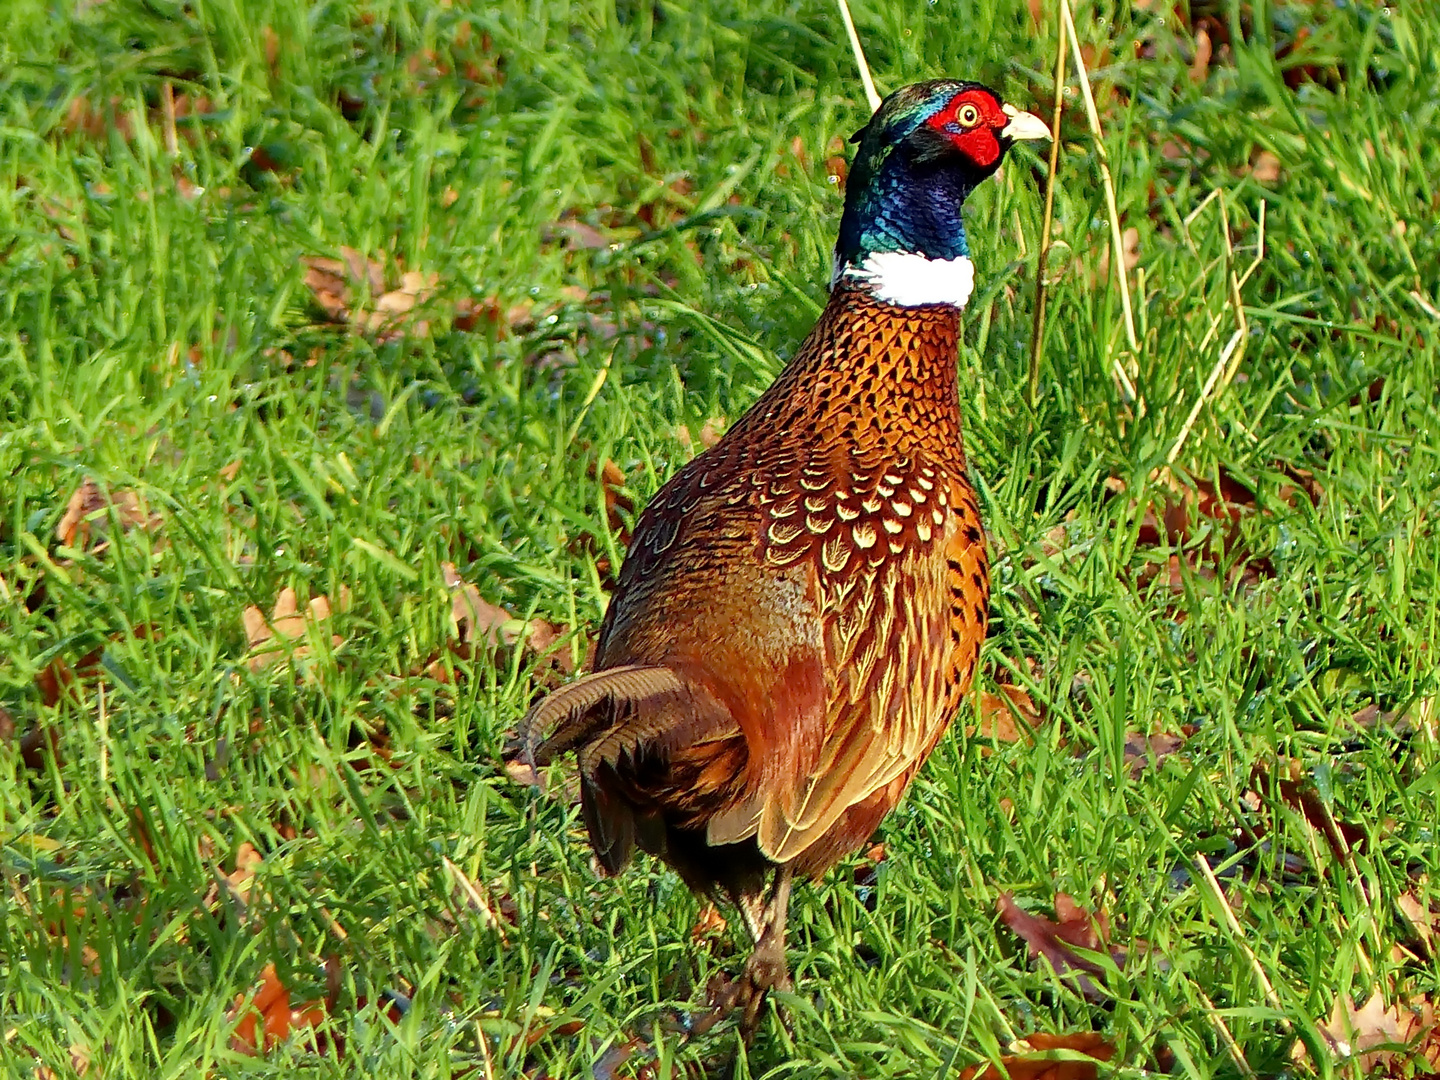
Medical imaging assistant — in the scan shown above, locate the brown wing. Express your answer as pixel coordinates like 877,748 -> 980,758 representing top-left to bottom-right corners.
585,441 -> 832,854
762,465 -> 988,867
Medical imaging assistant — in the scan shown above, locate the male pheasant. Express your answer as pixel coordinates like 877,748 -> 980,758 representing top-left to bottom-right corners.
511,80 -> 1049,1036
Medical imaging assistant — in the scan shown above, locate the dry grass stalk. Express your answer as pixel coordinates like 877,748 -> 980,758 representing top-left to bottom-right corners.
1027,3 -> 1067,405
835,0 -> 882,113
1197,986 -> 1258,1079
1058,0 -> 1139,402
1193,854 -> 1291,1026
1167,196 -> 1266,464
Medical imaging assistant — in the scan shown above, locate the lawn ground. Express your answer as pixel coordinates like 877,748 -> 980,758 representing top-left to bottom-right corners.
2,1 -> 1439,1077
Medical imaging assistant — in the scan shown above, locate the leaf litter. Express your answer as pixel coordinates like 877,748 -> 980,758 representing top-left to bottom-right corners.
300,247 -> 441,342
996,891 -> 1139,1004
959,1031 -> 1116,1080
242,585 -> 347,674
1108,463 -> 1323,595
56,477 -> 161,554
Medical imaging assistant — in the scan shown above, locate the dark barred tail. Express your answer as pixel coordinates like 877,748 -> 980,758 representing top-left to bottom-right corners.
506,663 -> 742,875
505,664 -> 689,776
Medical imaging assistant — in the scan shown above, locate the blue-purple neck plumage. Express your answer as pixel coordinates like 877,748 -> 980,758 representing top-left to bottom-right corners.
832,80 -> 1050,308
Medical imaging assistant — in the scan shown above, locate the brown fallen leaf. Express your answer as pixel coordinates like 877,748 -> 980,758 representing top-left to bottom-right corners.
228,962 -> 328,1055
1096,226 -> 1141,282
1308,990 -> 1440,1073
690,901 -> 728,943
959,1031 -> 1117,1080
548,218 -> 614,250
972,684 -> 1043,745
452,295 -> 536,336
301,247 -> 382,319
523,616 -> 579,675
1254,761 -> 1368,864
205,841 -> 265,922
56,479 -> 159,552
1122,464 -> 1323,594
591,1038 -> 646,1080
362,270 -> 437,339
56,481 -> 106,545
15,714 -> 61,770
1249,150 -> 1282,184
675,416 -> 728,453
597,458 -> 635,545
997,892 -> 1124,1002
261,26 -> 280,76
63,94 -> 132,141
34,639 -> 107,711
442,563 -> 518,649
422,567 -> 582,695
1396,887 -> 1436,959
299,249 -> 441,341
243,587 -> 346,672
1189,27 -> 1213,83
1123,730 -> 1187,776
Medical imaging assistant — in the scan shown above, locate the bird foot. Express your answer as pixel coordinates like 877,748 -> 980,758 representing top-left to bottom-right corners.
691,952 -> 792,1042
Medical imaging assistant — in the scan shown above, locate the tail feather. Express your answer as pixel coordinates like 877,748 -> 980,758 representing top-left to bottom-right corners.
508,662 -> 743,874
507,664 -> 688,771
579,767 -> 636,875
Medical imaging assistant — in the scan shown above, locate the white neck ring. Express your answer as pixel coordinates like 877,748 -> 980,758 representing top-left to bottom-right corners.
835,250 -> 976,309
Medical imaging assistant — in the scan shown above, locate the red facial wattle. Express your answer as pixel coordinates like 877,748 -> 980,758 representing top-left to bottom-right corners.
925,91 -> 1006,169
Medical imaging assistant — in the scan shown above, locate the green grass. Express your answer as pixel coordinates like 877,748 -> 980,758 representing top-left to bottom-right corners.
2,0 -> 1438,1076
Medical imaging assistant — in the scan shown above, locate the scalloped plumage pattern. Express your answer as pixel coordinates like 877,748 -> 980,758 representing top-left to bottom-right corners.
519,283 -> 989,886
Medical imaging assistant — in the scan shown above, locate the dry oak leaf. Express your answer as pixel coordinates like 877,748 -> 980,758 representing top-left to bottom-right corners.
243,586 -> 346,672
227,962 -> 328,1055
1123,730 -> 1187,776
299,248 -> 438,341
34,644 -> 104,711
1125,464 -> 1321,591
1306,991 -> 1440,1073
1249,150 -> 1282,184
452,295 -> 536,336
675,416 -> 728,453
56,478 -> 160,551
548,218 -> 614,250
1255,760 -> 1369,864
997,892 -> 1125,1003
221,842 -> 262,898
429,565 -> 580,683
596,458 -> 635,545
1397,887 -> 1436,958
959,1032 -> 1116,1080
972,684 -> 1044,746
300,246 -> 382,321
441,562 -> 519,649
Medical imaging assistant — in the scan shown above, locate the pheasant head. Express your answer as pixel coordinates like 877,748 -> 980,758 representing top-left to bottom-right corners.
833,80 -> 1050,308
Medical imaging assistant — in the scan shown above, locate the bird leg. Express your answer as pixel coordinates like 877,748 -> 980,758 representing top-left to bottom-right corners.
695,864 -> 794,1042
739,864 -> 794,1040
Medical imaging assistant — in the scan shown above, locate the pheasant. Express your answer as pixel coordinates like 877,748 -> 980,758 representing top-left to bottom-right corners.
510,80 -> 1049,1037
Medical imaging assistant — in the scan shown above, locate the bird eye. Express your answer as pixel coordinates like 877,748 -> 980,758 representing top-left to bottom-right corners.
956,103 -> 980,127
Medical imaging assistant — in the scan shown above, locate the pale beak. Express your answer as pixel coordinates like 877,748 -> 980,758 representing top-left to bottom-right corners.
1001,103 -> 1052,142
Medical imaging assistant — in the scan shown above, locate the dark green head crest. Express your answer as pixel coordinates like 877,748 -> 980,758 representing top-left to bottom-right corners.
834,79 -> 1021,273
